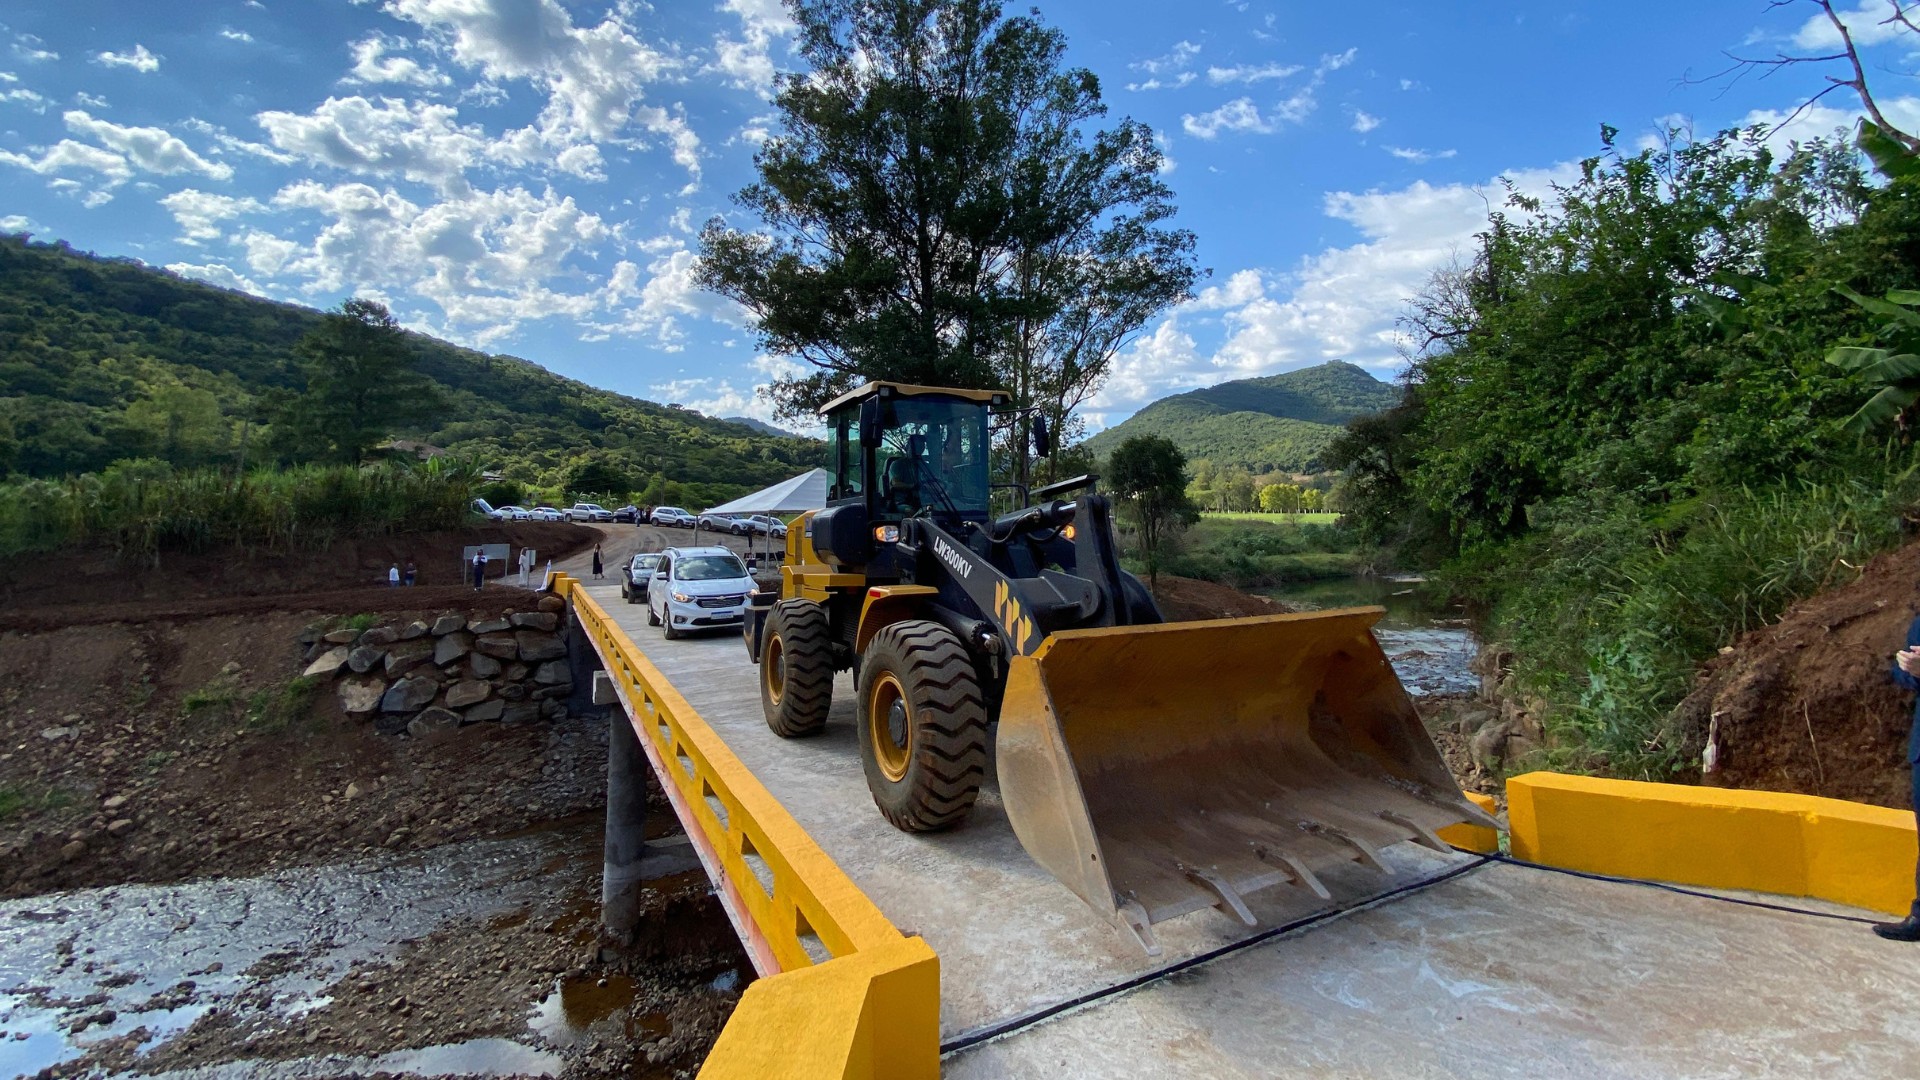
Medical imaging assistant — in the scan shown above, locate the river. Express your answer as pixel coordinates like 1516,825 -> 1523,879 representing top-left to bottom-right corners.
1259,576 -> 1478,698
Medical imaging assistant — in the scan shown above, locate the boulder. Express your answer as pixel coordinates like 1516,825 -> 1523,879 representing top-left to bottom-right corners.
498,683 -> 529,702
474,633 -> 520,659
1469,719 -> 1514,769
540,699 -> 566,720
445,679 -> 491,709
347,645 -> 385,675
381,676 -> 438,713
511,611 -> 559,632
373,712 -> 411,736
468,652 -> 502,679
433,631 -> 474,666
430,614 -> 466,636
533,682 -> 573,701
465,699 -> 505,723
506,662 -> 530,681
338,676 -> 386,715
516,631 -> 565,662
400,621 -> 430,640
323,629 -> 359,645
359,626 -> 399,647
501,702 -> 542,724
298,626 -> 323,646
470,616 -> 512,635
533,659 -> 570,685
407,707 -> 461,737
538,594 -> 565,613
303,641 -> 327,663
107,818 -> 135,837
385,640 -> 436,677
302,647 -> 351,679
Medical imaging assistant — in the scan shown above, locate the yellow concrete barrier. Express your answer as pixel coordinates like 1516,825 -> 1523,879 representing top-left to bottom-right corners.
559,576 -> 938,1079
1437,791 -> 1501,853
1507,771 -> 1917,916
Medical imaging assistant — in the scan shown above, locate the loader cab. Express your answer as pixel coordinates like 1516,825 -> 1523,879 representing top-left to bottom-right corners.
817,383 -> 1004,561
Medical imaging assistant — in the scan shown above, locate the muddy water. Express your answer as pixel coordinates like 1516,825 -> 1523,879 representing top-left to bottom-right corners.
0,831 -> 575,1078
1260,576 -> 1477,697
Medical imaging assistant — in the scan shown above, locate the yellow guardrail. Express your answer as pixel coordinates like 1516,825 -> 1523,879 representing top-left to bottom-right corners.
1508,771 -> 1917,916
559,575 -> 940,1079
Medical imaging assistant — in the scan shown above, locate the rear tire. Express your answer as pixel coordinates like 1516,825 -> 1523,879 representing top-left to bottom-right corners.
647,604 -> 661,627
761,600 -> 834,737
856,620 -> 987,832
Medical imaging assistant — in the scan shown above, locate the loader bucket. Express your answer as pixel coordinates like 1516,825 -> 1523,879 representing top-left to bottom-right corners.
995,607 -> 1497,953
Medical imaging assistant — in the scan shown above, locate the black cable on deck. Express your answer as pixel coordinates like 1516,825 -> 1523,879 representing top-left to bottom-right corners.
1484,851 -> 1883,925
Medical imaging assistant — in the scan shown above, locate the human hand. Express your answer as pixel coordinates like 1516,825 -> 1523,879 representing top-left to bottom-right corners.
1899,648 -> 1920,676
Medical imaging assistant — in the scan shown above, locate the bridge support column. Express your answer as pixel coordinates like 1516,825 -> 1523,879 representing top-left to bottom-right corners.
602,678 -> 647,942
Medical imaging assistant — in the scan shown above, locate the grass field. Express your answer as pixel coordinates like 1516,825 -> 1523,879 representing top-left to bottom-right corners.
1200,512 -> 1342,524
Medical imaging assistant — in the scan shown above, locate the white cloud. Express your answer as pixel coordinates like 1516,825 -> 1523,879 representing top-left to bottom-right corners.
221,28 -> 254,43
257,96 -> 485,192
1190,268 -> 1265,311
1128,40 -> 1200,91
1739,95 -> 1920,153
1792,1 -> 1910,49
345,35 -> 450,88
94,44 -> 161,73
63,110 -> 233,180
649,354 -> 819,429
1351,109 -> 1381,133
710,0 -> 796,94
1386,145 -> 1457,163
11,34 -> 57,63
160,189 -> 263,241
589,243 -> 743,349
0,139 -> 131,182
0,214 -> 30,230
1182,97 -> 1273,139
1206,62 -> 1300,85
239,230 -> 299,276
73,91 -> 108,109
167,260 -> 262,294
1,87 -> 46,111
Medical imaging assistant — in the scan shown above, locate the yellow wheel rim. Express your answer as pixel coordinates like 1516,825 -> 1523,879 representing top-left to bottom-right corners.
868,672 -> 911,782
763,633 -> 785,707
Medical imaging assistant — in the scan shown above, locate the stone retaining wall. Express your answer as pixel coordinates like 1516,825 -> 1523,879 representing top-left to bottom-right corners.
297,595 -> 577,736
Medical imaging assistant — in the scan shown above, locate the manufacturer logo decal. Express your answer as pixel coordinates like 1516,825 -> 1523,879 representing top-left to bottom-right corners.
933,535 -> 972,579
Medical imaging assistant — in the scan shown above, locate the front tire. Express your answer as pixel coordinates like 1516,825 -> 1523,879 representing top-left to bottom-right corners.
647,604 -> 661,627
761,600 -> 834,738
856,620 -> 988,832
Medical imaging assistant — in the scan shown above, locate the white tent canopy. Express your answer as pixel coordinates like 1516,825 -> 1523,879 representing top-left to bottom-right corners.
704,467 -> 831,516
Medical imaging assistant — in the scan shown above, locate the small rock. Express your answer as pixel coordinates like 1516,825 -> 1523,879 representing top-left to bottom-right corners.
430,614 -> 466,636
474,632 -> 520,659
501,702 -> 542,724
359,626 -> 400,647
107,819 -> 135,837
60,840 -> 86,860
323,629 -> 359,645
161,840 -> 180,856
434,631 -> 474,667
102,795 -> 129,812
511,611 -> 559,632
302,647 -> 352,679
469,616 -> 512,635
468,652 -> 503,679
384,640 -> 436,677
538,594 -> 565,613
345,782 -> 364,800
465,699 -> 505,723
533,660 -> 570,685
346,645 -> 385,675
516,631 -> 565,662
381,676 -> 438,714
399,620 -> 431,641
445,680 -> 491,709
338,675 -> 387,715
407,708 -> 460,737
1469,719 -> 1514,769
505,662 -> 530,681
498,683 -> 529,702
39,726 -> 75,741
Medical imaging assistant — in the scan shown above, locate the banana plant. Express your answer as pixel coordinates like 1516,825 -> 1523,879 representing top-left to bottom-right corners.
1827,285 -> 1920,435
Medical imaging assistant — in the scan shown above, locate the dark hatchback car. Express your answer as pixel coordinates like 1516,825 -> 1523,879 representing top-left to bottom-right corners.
621,552 -> 663,604
612,504 -> 641,523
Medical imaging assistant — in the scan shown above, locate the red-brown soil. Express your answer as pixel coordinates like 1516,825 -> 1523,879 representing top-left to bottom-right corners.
1674,539 -> 1920,809
1151,574 -> 1294,621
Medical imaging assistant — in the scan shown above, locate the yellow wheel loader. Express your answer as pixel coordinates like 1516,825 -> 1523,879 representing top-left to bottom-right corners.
743,381 -> 1496,953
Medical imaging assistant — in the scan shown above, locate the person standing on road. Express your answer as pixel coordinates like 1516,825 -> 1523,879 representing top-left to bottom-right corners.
1878,621 -> 1920,940
403,558 -> 417,587
592,544 -> 604,580
471,549 -> 487,591
388,563 -> 400,587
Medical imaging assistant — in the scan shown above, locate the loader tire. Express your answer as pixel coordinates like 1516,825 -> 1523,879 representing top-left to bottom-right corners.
762,600 -> 834,738
856,620 -> 987,832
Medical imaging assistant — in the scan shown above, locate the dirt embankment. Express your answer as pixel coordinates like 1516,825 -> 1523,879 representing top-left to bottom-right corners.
1673,539 -> 1920,809
1151,574 -> 1293,621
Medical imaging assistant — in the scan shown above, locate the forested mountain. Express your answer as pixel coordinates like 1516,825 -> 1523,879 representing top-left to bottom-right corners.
0,235 -> 824,505
1082,361 -> 1399,473
723,416 -> 801,438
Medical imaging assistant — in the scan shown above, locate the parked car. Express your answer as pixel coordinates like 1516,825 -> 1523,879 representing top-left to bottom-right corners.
565,502 -> 614,522
731,514 -> 788,538
493,504 -> 532,521
698,511 -> 740,532
649,506 -> 696,528
621,552 -> 662,604
471,498 -> 501,519
528,506 -> 564,521
611,505 -> 641,523
646,547 -> 754,640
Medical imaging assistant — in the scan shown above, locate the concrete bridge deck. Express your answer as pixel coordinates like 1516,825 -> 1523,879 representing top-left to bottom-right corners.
582,582 -> 1920,1078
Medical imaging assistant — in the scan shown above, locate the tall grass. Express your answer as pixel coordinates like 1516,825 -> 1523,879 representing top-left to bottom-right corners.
1456,476 -> 1917,779
1138,516 -> 1366,587
0,457 -> 481,560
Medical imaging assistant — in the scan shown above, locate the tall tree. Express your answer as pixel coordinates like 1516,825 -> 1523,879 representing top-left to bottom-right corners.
696,0 -> 1198,444
271,299 -> 438,465
1106,433 -> 1197,594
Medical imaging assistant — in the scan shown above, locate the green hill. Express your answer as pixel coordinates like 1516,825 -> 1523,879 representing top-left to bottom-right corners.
0,235 -> 823,505
1082,361 -> 1400,473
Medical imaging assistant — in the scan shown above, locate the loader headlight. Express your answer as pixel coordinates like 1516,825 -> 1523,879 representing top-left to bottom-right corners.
873,525 -> 900,542
672,591 -> 692,603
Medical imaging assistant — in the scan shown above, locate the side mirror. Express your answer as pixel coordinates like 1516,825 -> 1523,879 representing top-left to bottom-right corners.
1033,415 -> 1053,457
859,397 -> 883,448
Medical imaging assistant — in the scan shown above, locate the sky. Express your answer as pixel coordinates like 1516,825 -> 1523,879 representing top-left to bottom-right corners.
3,0 -> 1918,436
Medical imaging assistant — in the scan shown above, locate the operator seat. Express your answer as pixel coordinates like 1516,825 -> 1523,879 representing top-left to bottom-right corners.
882,454 -> 921,513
